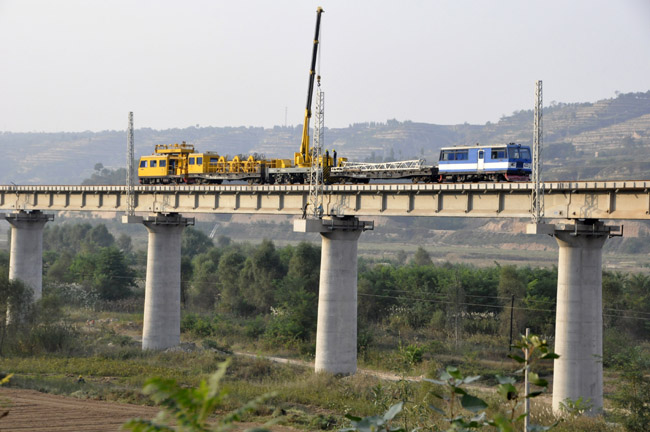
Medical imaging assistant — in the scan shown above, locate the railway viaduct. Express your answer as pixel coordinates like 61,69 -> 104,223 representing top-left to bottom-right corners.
2,180 -> 650,415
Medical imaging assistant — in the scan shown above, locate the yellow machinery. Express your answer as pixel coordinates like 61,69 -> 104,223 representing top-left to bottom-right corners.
294,7 -> 323,168
137,7 -> 348,186
138,142 -> 194,184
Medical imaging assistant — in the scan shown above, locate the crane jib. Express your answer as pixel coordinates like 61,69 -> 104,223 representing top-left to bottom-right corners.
305,7 -> 323,115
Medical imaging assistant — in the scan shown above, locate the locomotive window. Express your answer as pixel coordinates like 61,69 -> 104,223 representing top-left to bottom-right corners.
151,160 -> 157,167
160,160 -> 166,167
508,148 -> 520,159
521,148 -> 531,159
491,149 -> 506,159
197,157 -> 203,165
189,157 -> 195,165
440,151 -> 450,161
455,150 -> 468,160
139,160 -> 147,168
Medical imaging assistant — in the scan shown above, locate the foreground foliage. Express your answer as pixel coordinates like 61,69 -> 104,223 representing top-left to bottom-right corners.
343,334 -> 559,432
123,360 -> 273,432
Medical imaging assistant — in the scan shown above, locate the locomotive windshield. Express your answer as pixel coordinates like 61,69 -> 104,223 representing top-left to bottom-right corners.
508,147 -> 531,160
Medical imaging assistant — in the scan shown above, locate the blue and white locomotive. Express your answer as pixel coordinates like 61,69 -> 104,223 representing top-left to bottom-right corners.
437,143 -> 532,182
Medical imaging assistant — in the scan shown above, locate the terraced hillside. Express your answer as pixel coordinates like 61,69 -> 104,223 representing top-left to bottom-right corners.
1,90 -> 649,184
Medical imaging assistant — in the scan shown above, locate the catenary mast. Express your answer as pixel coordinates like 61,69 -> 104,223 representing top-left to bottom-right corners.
532,81 -> 544,223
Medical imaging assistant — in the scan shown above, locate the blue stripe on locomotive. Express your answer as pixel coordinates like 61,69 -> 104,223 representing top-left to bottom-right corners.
438,144 -> 532,175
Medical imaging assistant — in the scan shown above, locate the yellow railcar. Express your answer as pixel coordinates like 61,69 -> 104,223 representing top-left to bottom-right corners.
138,142 -> 193,184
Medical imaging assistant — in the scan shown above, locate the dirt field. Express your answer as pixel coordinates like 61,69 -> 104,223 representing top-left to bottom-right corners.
0,387 -> 302,432
0,387 -> 159,431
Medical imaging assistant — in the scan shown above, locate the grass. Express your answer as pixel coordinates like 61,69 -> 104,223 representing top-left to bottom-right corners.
0,306 -> 631,431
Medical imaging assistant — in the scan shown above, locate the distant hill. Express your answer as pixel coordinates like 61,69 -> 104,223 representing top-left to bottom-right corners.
2,90 -> 649,185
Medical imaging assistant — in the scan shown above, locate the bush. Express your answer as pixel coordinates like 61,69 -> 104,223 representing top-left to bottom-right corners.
244,316 -> 267,339
181,312 -> 215,337
29,323 -> 78,354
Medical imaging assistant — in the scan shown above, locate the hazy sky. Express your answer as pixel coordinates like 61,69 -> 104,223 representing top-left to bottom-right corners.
1,0 -> 649,132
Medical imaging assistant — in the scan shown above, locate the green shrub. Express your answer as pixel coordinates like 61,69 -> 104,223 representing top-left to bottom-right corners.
29,323 -> 78,354
244,316 -> 267,339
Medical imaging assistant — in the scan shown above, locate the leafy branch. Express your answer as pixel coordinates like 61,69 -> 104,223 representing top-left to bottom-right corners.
122,360 -> 275,432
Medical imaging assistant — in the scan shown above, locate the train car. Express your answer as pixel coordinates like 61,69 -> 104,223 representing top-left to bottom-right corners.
438,143 -> 532,182
138,143 -> 194,184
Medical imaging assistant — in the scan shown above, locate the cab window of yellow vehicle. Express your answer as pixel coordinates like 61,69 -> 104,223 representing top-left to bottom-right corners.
197,157 -> 203,164
189,157 -> 195,165
140,160 -> 147,168
151,160 -> 157,167
160,160 -> 167,167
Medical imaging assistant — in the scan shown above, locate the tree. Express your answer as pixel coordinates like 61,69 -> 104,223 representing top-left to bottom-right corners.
238,240 -> 284,314
87,224 -> 115,249
0,276 -> 33,354
411,247 -> 432,266
82,166 -> 127,185
189,249 -> 222,309
45,251 -> 74,284
69,247 -> 134,301
182,227 -> 213,259
498,265 -> 527,335
92,246 -> 134,301
358,264 -> 398,323
216,249 -> 250,314
611,347 -> 650,432
267,242 -> 321,342
284,242 -> 320,295
116,233 -> 133,254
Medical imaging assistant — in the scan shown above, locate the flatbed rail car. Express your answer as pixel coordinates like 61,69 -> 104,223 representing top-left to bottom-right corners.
437,143 -> 532,182
329,159 -> 438,183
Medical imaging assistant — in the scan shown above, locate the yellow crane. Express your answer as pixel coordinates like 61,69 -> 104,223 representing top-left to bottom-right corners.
294,6 -> 324,168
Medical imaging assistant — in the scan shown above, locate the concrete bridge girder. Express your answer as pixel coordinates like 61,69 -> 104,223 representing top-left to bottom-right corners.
1,182 -> 650,219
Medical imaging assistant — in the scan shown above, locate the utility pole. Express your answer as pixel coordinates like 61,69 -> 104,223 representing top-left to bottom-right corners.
126,112 -> 135,217
531,81 -> 543,224
524,327 -> 531,432
509,294 -> 515,351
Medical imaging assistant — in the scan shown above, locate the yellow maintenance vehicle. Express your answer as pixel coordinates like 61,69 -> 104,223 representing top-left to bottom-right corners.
138,7 -> 350,186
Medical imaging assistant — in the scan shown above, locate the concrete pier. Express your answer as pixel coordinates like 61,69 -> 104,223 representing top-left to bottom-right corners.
4,210 -> 53,300
141,213 -> 194,350
533,221 -> 618,415
294,216 -> 373,375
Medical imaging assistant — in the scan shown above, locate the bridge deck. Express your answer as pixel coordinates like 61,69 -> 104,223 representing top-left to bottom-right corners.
1,181 -> 649,220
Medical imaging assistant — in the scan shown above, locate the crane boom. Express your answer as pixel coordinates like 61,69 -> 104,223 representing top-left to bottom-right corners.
295,6 -> 323,167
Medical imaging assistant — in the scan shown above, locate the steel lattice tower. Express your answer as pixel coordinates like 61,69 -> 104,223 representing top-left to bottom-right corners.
308,86 -> 324,218
532,81 -> 544,223
126,112 -> 135,217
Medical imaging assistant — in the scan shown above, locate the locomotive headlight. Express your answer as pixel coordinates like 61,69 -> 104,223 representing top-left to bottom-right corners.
509,162 -> 516,167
